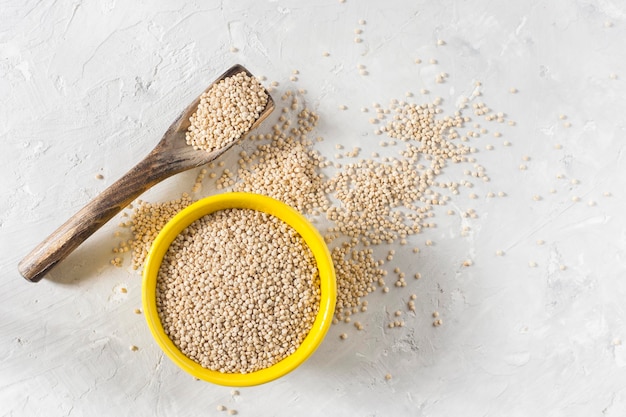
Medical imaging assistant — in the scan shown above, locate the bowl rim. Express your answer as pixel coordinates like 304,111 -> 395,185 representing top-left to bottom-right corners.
142,192 -> 336,386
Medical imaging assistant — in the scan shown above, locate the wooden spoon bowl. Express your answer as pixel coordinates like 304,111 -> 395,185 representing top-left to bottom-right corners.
18,64 -> 275,283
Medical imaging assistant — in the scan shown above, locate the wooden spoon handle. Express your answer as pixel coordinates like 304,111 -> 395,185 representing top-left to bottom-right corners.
18,149 -> 178,283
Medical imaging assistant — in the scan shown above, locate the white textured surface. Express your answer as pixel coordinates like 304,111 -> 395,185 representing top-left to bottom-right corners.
3,1 -> 626,415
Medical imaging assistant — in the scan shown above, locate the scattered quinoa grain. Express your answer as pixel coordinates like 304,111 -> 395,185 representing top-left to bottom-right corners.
121,71 -> 512,362
128,194 -> 194,269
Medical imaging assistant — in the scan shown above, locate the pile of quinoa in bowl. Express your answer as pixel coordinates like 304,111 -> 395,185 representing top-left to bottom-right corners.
142,192 -> 336,386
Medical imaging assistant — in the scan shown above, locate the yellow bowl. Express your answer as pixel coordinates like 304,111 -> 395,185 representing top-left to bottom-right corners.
142,192 -> 336,386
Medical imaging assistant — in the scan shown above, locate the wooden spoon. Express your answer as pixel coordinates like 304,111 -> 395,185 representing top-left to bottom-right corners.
18,64 -> 275,283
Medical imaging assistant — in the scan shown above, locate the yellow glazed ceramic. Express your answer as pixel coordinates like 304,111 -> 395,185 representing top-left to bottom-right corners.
142,192 -> 336,386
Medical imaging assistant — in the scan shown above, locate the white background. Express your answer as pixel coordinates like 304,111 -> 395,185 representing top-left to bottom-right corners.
2,0 -> 626,416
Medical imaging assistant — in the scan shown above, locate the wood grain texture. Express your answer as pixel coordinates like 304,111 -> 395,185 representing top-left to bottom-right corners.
18,64 -> 275,283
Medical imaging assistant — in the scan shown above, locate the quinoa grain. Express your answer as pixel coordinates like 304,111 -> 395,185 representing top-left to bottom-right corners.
185,72 -> 268,153
127,194 -> 194,269
121,70 -> 509,356
155,209 -> 320,374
